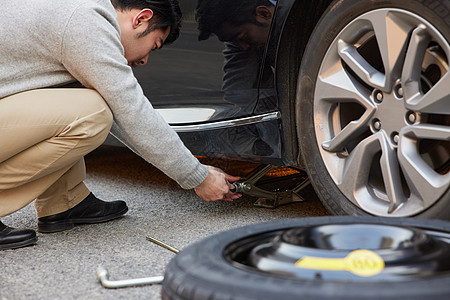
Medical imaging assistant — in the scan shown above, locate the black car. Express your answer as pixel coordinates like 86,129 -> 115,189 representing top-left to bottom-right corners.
112,0 -> 449,220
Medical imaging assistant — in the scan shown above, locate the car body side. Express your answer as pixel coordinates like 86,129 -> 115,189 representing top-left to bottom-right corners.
128,0 -> 334,167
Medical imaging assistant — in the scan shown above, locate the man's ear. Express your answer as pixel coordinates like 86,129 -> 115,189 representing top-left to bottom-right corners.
255,6 -> 273,25
132,8 -> 154,29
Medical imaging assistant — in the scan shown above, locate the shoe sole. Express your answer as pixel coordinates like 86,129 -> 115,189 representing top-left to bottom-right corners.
0,236 -> 38,250
37,207 -> 128,233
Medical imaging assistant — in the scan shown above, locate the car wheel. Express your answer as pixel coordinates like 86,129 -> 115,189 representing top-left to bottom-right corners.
297,0 -> 450,219
161,216 -> 450,300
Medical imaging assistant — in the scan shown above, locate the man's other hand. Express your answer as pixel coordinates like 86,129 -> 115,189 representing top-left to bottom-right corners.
194,165 -> 241,201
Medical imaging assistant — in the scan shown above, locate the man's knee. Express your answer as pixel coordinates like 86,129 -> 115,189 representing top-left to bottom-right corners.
78,90 -> 113,147
49,89 -> 114,152
90,101 -> 113,146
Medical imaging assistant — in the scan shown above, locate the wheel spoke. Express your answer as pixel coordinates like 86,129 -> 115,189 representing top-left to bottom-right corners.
340,132 -> 408,214
340,133 -> 383,197
339,10 -> 412,91
321,115 -> 371,153
338,40 -> 385,89
405,72 -> 450,114
398,125 -> 450,206
378,137 -> 407,213
365,10 -> 412,91
316,67 -> 375,152
401,25 -> 430,99
401,25 -> 450,114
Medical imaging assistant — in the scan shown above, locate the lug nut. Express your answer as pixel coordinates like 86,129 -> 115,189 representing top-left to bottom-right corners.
374,91 -> 384,103
373,120 -> 381,131
408,112 -> 417,124
394,84 -> 404,99
392,134 -> 399,144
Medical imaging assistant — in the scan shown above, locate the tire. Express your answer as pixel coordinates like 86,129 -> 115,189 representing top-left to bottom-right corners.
297,0 -> 450,219
161,216 -> 450,300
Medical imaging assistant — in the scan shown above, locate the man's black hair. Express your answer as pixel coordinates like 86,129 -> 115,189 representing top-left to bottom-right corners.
195,0 -> 274,41
111,0 -> 182,44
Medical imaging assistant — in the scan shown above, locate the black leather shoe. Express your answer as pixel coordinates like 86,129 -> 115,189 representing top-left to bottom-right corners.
37,193 -> 128,233
0,221 -> 37,250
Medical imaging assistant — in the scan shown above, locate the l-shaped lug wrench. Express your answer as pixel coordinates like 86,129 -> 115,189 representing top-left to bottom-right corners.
97,237 -> 179,289
96,267 -> 164,288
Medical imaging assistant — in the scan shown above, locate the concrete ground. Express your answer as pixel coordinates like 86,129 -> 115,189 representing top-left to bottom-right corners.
0,146 -> 328,300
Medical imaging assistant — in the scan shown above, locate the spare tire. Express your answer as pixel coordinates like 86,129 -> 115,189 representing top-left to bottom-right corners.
162,216 -> 450,300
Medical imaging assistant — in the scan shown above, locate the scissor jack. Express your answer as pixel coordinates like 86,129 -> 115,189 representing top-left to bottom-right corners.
231,164 -> 310,208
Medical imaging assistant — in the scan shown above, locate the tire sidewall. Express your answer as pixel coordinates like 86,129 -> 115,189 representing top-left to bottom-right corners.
162,217 -> 450,300
296,0 -> 450,219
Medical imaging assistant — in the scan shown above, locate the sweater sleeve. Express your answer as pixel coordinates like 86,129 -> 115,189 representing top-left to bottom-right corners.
60,0 -> 208,189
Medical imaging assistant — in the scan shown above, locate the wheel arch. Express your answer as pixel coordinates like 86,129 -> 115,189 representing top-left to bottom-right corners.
274,0 -> 334,167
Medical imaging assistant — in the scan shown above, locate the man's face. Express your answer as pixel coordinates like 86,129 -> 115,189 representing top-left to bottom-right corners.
117,8 -> 171,68
122,25 -> 170,68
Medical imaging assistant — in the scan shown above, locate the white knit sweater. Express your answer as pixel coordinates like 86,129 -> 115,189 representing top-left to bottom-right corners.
0,0 -> 208,189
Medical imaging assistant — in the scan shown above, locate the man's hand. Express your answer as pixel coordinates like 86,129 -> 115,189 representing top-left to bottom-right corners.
194,165 -> 242,201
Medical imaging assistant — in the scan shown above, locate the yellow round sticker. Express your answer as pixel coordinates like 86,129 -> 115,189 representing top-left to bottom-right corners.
343,250 -> 385,277
295,249 -> 385,277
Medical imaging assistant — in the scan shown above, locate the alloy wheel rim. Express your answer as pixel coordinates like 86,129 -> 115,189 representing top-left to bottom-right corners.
314,8 -> 450,216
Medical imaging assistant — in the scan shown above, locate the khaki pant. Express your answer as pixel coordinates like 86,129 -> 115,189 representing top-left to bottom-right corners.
0,89 -> 113,218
